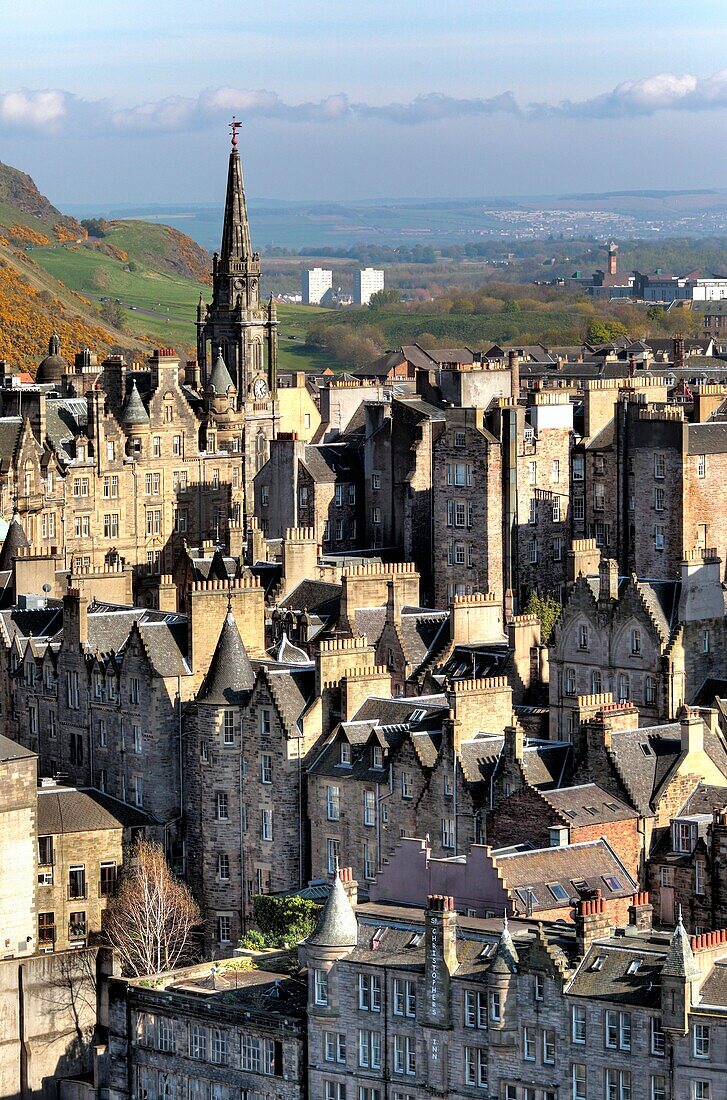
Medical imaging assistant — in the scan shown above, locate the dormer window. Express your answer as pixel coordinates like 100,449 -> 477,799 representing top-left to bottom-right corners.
339,741 -> 351,766
673,820 -> 696,854
77,445 -> 85,461
372,745 -> 384,769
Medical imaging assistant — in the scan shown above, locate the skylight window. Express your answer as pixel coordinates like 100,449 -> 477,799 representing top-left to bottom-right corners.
547,882 -> 569,902
639,743 -> 653,757
405,931 -> 423,948
591,955 -> 606,971
478,942 -> 495,958
602,874 -> 622,891
584,806 -> 599,816
572,879 -> 589,893
627,959 -> 642,974
409,709 -> 427,723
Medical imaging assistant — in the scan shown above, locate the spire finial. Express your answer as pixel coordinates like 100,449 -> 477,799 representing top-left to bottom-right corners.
503,912 -> 509,931
230,116 -> 241,149
677,904 -> 683,927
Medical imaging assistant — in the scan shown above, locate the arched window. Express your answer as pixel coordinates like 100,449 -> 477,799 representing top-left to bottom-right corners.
255,432 -> 266,472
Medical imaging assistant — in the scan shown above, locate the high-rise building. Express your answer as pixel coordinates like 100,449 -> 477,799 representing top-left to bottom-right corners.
302,267 -> 333,305
353,266 -> 384,305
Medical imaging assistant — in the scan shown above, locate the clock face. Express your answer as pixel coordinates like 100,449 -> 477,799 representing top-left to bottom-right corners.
253,377 -> 268,399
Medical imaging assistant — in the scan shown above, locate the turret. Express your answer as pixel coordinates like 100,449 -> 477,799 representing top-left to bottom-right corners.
661,909 -> 700,1034
303,870 -> 358,1015
487,915 -> 519,1043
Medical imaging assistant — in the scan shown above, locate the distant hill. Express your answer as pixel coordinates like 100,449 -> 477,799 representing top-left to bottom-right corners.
0,160 -> 84,243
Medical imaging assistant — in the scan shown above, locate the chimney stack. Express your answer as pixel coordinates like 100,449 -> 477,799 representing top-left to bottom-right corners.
508,349 -> 520,400
574,892 -> 610,956
674,333 -> 685,368
608,241 -> 618,276
423,895 -> 458,1029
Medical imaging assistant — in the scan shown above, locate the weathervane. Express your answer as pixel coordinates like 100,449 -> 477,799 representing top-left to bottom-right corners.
230,116 -> 241,149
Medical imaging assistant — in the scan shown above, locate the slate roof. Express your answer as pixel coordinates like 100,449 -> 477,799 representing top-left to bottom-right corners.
607,721 -> 727,816
436,643 -> 510,682
567,934 -> 668,1007
0,733 -> 35,762
189,554 -> 238,582
302,444 -> 357,483
307,874 -> 358,948
699,961 -> 727,1007
677,782 -> 727,816
280,579 -> 342,623
198,611 -> 255,704
264,667 -> 315,738
120,381 -> 150,426
37,785 -> 152,835
458,735 -> 571,794
0,604 -> 63,644
208,351 -> 235,394
45,399 -> 88,460
687,422 -> 727,455
544,783 -> 638,825
0,418 -> 22,470
0,514 -> 30,571
497,838 -> 637,915
583,574 -> 681,637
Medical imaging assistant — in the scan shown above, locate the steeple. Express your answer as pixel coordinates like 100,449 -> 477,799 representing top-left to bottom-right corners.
220,117 -> 252,267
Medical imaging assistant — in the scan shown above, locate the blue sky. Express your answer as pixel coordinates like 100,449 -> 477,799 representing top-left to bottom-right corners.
4,1 -> 727,204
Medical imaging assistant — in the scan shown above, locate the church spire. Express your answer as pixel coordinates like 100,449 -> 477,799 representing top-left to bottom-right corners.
220,117 -> 252,266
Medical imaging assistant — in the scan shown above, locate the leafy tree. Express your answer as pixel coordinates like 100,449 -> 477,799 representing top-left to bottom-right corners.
586,318 -> 629,345
100,300 -> 126,330
368,288 -> 399,310
103,840 -> 201,976
80,218 -> 106,238
239,895 -> 320,949
524,592 -> 563,645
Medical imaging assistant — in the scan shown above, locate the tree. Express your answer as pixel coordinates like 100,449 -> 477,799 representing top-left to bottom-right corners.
103,840 -> 201,976
586,318 -> 629,345
524,592 -> 562,645
368,288 -> 399,310
80,218 -> 106,238
240,894 -> 320,949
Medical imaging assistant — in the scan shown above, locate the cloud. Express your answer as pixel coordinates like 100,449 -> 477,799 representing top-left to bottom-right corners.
2,70 -> 727,138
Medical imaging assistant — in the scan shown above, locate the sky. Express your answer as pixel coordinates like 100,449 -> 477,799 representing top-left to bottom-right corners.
3,0 -> 727,206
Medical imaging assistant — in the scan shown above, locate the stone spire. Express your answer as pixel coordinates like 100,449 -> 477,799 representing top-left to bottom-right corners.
220,119 -> 252,266
308,872 -> 358,949
663,907 -> 700,979
198,608 -> 255,705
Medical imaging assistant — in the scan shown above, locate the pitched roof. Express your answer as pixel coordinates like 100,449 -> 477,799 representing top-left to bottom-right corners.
37,785 -> 152,834
198,611 -> 255,704
0,733 -> 36,762
662,915 -> 700,979
496,838 -> 637,915
687,422 -> 727,455
567,935 -> 667,1007
544,783 -> 638,826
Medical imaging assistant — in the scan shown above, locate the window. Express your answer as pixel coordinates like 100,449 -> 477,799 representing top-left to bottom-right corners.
673,820 -> 695,853
693,1023 -> 710,1059
132,724 -> 142,753
528,538 -> 538,564
464,989 -> 487,1029
605,1010 -> 631,1051
314,968 -> 329,1005
464,1047 -> 487,1089
572,1005 -> 586,1044
579,624 -> 589,650
357,972 -> 382,1012
261,809 -> 273,841
241,1035 -> 277,1075
66,670 -> 79,709
173,435 -> 182,456
335,483 -> 344,507
566,667 -> 576,695
651,1016 -> 665,1056
69,865 -> 86,900
372,745 -> 384,769
645,676 -> 656,704
129,677 -> 140,705
392,1035 -> 416,1076
529,497 -> 537,524
73,477 -> 89,498
363,841 -> 375,881
258,751 -> 272,784
654,453 -> 666,479
654,486 -> 665,511
371,472 -> 381,490
692,1083 -> 711,1100
534,972 -> 545,1000
552,499 -> 561,523
631,628 -> 642,655
617,674 -> 630,702
651,1076 -> 666,1100
573,495 -> 584,521
523,1025 -> 536,1061
697,454 -> 706,478
324,1031 -> 347,1064
490,991 -> 501,1023
217,853 -> 230,881
325,1084 -> 346,1100
401,771 -> 413,799
593,484 -> 605,511
363,790 -> 375,827
260,709 -> 272,736
573,455 -> 584,481
261,486 -> 269,507
552,459 -> 560,482
454,430 -> 466,447
217,915 -> 231,944
528,461 -> 537,485
69,911 -> 86,939
100,861 -> 116,897
215,792 -> 229,820
695,859 -> 706,895
327,838 -> 340,875
543,1029 -> 556,1064
38,835 -> 54,867
590,670 -> 602,694
441,818 -> 455,849
572,1063 -> 587,1100
103,475 -> 119,499
703,628 -> 710,653
358,1029 -> 381,1070
326,785 -> 340,821
605,1069 -> 632,1100
393,978 -> 416,1018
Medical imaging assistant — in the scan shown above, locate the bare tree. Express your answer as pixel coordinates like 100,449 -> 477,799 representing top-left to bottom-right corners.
103,840 -> 201,977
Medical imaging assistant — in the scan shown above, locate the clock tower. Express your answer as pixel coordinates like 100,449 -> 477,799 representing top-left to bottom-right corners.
196,119 -> 278,402
197,121 -> 279,525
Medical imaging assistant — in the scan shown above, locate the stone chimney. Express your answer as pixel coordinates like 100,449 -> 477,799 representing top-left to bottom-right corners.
608,241 -> 618,276
450,591 -> 503,645
508,349 -> 520,400
574,892 -> 611,956
155,575 -> 178,614
445,677 -> 513,742
338,866 -> 358,908
422,895 -> 458,1028
598,557 -> 619,606
673,333 -> 685,368
568,538 -> 600,584
680,708 -> 704,756
628,891 -> 653,932
281,526 -> 318,599
63,587 -> 88,649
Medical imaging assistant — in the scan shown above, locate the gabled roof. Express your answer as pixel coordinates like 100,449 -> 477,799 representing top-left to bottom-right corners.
37,785 -> 152,834
496,838 -> 637,915
198,611 -> 254,705
544,783 -> 638,825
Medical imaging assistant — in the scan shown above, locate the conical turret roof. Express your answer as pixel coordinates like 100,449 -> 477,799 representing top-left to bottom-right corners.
208,547 -> 230,581
0,512 -> 29,571
663,910 -> 700,979
490,914 -> 519,974
198,610 -> 255,705
220,133 -> 252,265
208,351 -> 235,395
308,873 -> 358,949
120,381 -> 149,426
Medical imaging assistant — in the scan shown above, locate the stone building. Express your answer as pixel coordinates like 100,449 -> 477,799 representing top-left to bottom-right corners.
548,550 -> 726,739
107,953 -> 306,1100
0,733 -> 37,957
35,780 -> 151,952
302,875 -> 727,1100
